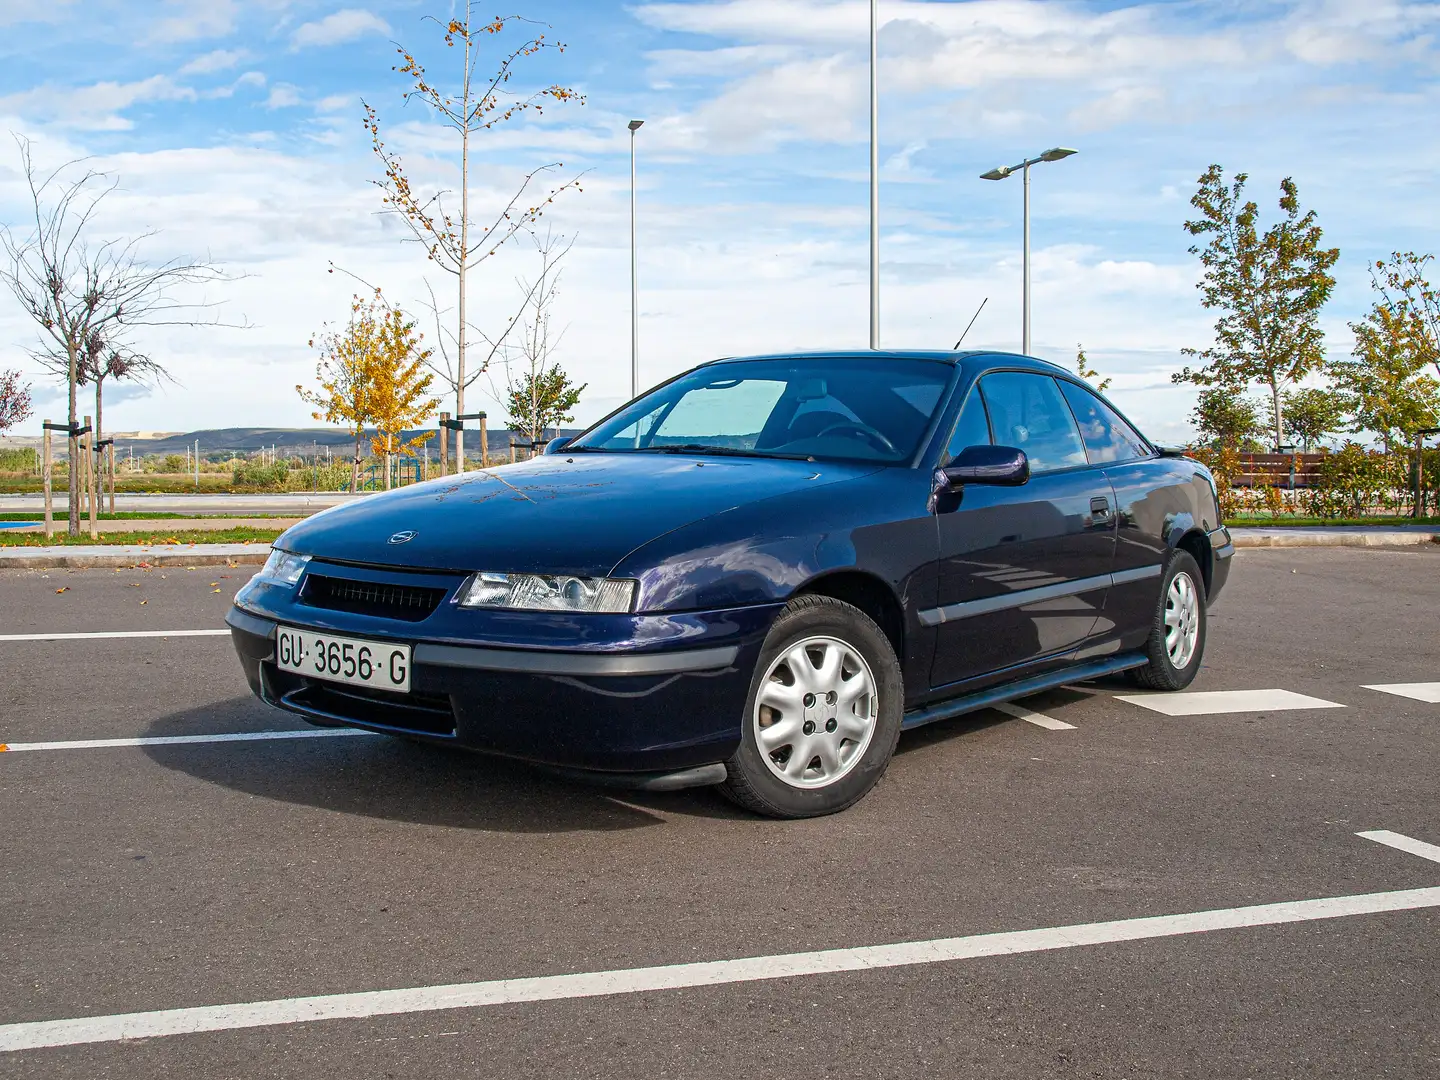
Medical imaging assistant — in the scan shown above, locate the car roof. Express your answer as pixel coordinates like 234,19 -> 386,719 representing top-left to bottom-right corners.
705,350 -> 1072,377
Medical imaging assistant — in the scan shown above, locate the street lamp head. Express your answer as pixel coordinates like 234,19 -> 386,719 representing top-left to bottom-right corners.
980,166 -> 1011,181
1039,146 -> 1078,162
628,119 -> 645,131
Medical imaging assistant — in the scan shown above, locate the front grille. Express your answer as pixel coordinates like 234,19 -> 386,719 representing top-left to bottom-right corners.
301,573 -> 446,622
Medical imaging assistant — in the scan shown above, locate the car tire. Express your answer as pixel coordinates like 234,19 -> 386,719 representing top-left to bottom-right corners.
720,594 -> 904,819
1127,548 -> 1207,691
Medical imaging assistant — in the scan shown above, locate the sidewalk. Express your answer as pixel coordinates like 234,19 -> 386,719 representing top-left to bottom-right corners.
1230,526 -> 1440,548
0,517 -> 300,535
1,527 -> 1435,570
0,542 -> 271,569
0,492 -> 360,514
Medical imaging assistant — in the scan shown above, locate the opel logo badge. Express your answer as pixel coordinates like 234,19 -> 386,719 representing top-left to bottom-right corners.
387,530 -> 418,545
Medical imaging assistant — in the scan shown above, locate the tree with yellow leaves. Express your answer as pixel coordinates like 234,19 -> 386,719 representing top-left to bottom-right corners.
367,305 -> 438,489
299,292 -> 438,492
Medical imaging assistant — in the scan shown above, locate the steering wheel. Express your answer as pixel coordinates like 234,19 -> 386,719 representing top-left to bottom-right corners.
814,420 -> 898,456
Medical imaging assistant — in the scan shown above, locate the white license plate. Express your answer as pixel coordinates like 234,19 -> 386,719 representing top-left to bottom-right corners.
276,627 -> 411,694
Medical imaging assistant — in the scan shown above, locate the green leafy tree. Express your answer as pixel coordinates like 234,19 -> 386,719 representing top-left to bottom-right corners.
506,365 -> 584,447
1174,165 -> 1340,451
1371,251 -> 1439,378
1190,385 -> 1265,450
1332,301 -> 1440,454
1281,387 -> 1345,452
1075,343 -> 1112,392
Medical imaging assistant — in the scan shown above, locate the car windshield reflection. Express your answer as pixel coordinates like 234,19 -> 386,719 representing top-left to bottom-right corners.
569,356 -> 953,464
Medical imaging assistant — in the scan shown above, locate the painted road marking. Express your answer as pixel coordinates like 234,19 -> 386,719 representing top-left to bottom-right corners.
993,702 -> 1076,730
0,729 -> 377,753
1116,689 -> 1346,716
1362,683 -> 1440,704
1358,830 -> 1440,865
0,629 -> 231,642
2,871 -> 1437,1053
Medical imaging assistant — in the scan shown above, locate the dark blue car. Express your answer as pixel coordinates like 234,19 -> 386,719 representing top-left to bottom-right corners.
229,351 -> 1231,817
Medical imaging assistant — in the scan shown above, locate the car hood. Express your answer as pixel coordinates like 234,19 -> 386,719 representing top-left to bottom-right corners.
278,453 -> 879,576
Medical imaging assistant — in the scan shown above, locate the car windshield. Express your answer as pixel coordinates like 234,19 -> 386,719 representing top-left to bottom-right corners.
570,357 -> 953,464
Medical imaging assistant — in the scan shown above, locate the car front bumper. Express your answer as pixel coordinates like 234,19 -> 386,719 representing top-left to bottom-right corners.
227,589 -> 779,780
1207,525 -> 1234,605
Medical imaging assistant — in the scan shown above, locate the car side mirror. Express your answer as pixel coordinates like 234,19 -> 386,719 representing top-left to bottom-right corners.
937,445 -> 1030,489
543,437 -> 571,456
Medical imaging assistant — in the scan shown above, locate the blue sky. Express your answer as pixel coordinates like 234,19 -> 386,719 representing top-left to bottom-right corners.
1,0 -> 1438,443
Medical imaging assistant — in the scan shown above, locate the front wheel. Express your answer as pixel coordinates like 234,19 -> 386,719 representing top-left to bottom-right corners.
1127,549 -> 1207,691
721,594 -> 903,819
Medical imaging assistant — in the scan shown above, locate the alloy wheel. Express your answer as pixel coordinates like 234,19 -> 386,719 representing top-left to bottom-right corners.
1164,571 -> 1200,669
754,635 -> 878,789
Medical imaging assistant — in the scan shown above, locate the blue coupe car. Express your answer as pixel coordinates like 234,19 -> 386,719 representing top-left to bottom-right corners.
228,351 -> 1231,817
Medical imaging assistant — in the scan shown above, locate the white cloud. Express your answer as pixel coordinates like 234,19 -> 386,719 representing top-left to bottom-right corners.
179,49 -> 248,76
0,0 -> 76,25
264,84 -> 303,109
151,0 -> 236,44
291,9 -> 390,49
0,76 -> 196,131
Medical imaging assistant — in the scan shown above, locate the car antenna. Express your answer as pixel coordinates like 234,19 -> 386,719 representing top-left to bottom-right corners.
953,297 -> 988,349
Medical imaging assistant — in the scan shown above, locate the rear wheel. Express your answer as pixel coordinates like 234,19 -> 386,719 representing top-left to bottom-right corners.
721,594 -> 903,819
1127,549 -> 1207,691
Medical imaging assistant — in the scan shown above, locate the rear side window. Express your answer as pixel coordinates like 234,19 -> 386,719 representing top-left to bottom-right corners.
978,372 -> 1088,475
1058,381 -> 1151,464
943,387 -> 992,462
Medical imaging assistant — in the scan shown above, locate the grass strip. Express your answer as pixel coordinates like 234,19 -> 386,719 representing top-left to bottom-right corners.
0,527 -> 283,548
0,512 -> 302,522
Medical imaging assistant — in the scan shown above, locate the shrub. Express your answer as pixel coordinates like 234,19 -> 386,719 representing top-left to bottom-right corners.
0,447 -> 37,471
231,461 -> 290,491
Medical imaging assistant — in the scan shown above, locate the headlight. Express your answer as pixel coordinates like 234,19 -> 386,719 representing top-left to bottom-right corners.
258,549 -> 311,586
456,572 -> 637,613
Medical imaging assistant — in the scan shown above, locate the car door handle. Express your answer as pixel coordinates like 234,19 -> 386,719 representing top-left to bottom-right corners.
1090,496 -> 1112,519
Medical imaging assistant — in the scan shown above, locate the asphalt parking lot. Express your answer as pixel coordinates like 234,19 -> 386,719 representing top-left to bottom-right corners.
1,548 -> 1438,1078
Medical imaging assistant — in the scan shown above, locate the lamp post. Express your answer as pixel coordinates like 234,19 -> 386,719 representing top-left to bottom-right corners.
980,146 -> 1077,356
868,0 -> 879,349
628,119 -> 644,399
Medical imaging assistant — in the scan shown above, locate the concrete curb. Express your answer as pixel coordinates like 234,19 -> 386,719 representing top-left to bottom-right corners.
1230,529 -> 1440,548
0,543 -> 271,569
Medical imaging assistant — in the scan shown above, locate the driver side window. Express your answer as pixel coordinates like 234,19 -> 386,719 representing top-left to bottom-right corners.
978,372 -> 1089,474
943,387 -> 992,463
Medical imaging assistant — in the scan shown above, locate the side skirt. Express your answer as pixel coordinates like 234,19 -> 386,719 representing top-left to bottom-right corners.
901,652 -> 1148,731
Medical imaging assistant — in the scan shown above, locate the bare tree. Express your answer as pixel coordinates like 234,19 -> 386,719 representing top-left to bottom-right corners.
31,327 -> 173,464
492,229 -> 585,448
363,6 -> 584,466
0,138 -> 238,534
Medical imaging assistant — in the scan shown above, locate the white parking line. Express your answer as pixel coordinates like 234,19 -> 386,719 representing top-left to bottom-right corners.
0,629 -> 231,642
993,702 -> 1076,730
1362,683 -> 1440,704
1116,689 -> 1346,716
1358,830 -> 1440,865
0,729 -> 376,753
2,874 -> 1435,1053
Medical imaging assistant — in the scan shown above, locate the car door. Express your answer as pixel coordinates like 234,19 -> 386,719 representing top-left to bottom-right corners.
928,370 -> 1118,690
1057,379 -> 1198,649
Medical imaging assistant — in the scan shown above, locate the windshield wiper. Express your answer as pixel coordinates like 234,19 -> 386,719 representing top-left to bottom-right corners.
635,444 -> 814,461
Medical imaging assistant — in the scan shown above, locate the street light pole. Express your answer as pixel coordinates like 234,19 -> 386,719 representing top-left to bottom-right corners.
868,0 -> 879,350
629,119 -> 644,399
1022,161 -> 1031,355
981,147 -> 1077,356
